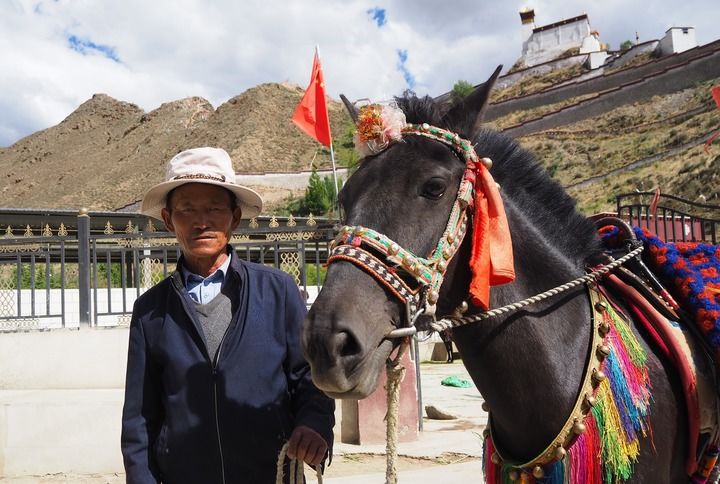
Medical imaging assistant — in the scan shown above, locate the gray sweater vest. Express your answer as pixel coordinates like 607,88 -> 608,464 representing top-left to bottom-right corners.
193,288 -> 234,361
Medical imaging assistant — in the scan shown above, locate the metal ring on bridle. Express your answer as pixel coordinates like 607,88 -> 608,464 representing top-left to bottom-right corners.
384,308 -> 425,339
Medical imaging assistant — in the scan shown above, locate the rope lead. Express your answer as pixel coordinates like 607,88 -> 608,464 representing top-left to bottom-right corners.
385,339 -> 410,484
275,442 -> 323,484
431,246 -> 644,331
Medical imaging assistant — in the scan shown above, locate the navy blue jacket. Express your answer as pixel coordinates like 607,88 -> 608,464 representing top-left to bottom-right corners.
121,249 -> 335,483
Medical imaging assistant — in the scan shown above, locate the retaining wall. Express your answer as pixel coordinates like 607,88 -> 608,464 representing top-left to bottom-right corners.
503,48 -> 720,138
487,39 -> 720,121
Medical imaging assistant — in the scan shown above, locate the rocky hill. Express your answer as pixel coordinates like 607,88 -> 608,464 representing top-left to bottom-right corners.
0,83 -> 350,211
1,52 -> 719,216
488,68 -> 720,213
515,80 -> 720,213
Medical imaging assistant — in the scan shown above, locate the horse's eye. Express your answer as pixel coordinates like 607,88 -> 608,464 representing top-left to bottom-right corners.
421,178 -> 447,199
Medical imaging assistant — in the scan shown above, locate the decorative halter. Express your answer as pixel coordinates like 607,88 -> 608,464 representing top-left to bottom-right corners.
327,104 -> 492,336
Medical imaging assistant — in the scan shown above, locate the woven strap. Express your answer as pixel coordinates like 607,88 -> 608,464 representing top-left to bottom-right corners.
328,245 -> 420,316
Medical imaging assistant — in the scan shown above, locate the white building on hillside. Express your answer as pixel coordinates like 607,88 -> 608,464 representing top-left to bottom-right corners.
519,9 -> 607,68
657,27 -> 697,56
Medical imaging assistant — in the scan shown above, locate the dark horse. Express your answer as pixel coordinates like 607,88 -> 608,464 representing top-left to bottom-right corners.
302,69 -> 689,482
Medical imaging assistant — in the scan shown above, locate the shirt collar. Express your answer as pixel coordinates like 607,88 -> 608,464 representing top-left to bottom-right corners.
182,252 -> 232,286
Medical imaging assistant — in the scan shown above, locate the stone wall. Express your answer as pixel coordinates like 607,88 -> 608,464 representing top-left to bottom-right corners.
487,39 -> 720,123
494,55 -> 588,91
503,48 -> 720,138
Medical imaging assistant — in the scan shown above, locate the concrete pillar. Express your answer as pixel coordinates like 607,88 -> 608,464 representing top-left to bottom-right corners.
340,349 -> 418,444
77,208 -> 91,325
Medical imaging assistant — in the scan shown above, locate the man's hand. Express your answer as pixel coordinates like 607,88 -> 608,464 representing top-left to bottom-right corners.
287,425 -> 328,466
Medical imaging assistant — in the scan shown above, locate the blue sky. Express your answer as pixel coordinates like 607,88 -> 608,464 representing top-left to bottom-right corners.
1,0 -> 718,147
67,35 -> 121,62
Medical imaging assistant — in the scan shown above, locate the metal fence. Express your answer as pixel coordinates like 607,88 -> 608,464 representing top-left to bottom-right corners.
0,211 -> 336,331
616,192 -> 720,243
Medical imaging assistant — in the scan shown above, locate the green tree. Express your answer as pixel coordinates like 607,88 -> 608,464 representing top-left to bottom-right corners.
451,80 -> 474,102
96,263 -> 122,288
620,40 -> 633,51
13,263 -> 64,289
305,264 -> 327,286
333,121 -> 360,170
303,170 -> 338,216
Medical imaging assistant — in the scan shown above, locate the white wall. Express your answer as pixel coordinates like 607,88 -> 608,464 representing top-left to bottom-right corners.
658,27 -> 697,56
236,168 -> 349,190
521,18 -> 591,67
0,283 -> 323,477
0,328 -> 129,477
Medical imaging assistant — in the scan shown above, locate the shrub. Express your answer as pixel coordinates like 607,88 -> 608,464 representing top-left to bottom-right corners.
451,80 -> 474,102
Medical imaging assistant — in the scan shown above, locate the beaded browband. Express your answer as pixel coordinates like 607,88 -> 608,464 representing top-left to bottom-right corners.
328,111 -> 492,335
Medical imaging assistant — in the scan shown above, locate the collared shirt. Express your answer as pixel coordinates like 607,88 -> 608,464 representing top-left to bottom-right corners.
182,253 -> 232,304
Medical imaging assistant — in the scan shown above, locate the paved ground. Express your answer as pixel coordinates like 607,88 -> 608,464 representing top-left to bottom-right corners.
0,360 -> 489,483
309,360 -> 488,483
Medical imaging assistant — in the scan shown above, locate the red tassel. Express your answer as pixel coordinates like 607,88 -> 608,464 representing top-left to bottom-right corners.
585,416 -> 602,484
484,435 -> 499,483
568,416 -> 602,484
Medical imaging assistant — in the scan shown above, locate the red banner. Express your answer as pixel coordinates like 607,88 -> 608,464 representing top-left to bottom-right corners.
705,85 -> 720,152
292,51 -> 332,147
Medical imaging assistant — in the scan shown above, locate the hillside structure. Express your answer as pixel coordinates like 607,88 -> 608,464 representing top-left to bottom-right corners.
658,26 -> 698,56
519,10 -> 607,68
517,8 -> 699,71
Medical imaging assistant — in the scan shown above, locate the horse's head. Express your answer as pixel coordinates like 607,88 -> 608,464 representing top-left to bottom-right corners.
302,67 -> 503,399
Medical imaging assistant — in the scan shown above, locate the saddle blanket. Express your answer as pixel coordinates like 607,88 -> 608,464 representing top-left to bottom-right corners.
634,228 -> 720,366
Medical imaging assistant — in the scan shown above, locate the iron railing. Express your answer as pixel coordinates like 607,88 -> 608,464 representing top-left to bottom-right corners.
616,192 -> 719,243
0,211 -> 337,331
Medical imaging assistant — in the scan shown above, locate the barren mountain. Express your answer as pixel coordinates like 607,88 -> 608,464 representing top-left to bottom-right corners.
0,83 -> 350,211
2,60 -> 719,216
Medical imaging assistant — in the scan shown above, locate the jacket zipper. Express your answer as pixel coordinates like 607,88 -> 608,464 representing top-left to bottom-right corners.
213,340 -> 227,484
172,275 -> 230,484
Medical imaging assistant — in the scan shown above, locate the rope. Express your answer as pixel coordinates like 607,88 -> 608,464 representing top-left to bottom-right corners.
430,246 -> 644,332
275,442 -> 323,484
385,339 -> 409,484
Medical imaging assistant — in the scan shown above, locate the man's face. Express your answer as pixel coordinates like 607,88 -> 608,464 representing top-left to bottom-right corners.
161,183 -> 242,262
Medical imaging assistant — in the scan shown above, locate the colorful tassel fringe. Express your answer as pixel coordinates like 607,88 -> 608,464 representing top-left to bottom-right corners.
483,294 -> 651,483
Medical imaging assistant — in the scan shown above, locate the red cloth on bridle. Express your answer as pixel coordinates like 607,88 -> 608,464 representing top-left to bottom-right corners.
468,164 -> 515,310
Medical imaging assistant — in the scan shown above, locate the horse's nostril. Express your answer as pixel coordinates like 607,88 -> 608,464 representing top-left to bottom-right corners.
335,330 -> 361,358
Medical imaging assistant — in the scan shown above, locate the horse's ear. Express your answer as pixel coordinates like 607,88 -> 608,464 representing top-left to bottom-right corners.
440,65 -> 502,137
340,94 -> 359,123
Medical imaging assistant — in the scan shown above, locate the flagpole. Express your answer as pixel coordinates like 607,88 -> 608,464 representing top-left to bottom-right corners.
316,45 -> 341,217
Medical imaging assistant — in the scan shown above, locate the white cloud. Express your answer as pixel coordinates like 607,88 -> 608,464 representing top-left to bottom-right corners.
1,0 -> 718,146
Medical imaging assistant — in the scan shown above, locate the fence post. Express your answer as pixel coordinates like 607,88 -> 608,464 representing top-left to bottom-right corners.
78,208 -> 91,326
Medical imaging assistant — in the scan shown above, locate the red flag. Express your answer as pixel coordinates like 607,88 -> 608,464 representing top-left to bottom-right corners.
648,187 -> 661,219
705,85 -> 720,152
292,51 -> 332,147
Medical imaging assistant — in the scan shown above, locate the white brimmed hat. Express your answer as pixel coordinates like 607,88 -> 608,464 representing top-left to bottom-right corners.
140,147 -> 262,221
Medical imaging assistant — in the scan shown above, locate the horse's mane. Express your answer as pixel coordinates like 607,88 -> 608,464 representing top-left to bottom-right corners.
395,92 -> 601,265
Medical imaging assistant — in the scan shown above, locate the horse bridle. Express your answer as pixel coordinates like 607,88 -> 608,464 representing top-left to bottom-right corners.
327,122 -> 489,338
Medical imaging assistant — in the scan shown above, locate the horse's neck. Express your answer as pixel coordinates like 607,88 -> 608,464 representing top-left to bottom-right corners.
453,208 -> 593,463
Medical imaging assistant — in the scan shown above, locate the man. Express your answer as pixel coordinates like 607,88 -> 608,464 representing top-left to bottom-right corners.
121,147 -> 334,483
